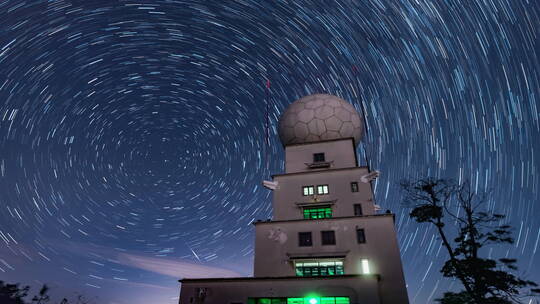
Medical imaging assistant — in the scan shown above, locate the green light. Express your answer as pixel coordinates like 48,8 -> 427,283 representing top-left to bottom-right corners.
284,297 -> 349,304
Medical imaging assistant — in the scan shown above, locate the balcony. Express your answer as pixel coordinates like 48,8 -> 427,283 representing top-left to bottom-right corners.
305,161 -> 333,169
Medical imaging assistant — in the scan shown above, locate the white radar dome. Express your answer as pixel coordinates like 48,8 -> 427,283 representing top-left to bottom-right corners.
278,94 -> 364,146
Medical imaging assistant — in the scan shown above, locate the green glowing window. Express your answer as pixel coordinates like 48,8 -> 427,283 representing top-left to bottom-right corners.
335,298 -> 350,304
286,297 -> 350,304
303,206 -> 332,219
295,260 -> 344,277
248,298 -> 349,304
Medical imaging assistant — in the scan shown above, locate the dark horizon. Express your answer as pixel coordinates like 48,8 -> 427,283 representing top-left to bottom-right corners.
0,0 -> 539,303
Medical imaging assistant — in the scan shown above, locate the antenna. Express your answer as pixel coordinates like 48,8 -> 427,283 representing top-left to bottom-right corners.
262,78 -> 278,190
265,79 -> 270,175
352,65 -> 371,171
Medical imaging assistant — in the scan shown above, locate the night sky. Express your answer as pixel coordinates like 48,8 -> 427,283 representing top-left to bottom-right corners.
0,0 -> 539,303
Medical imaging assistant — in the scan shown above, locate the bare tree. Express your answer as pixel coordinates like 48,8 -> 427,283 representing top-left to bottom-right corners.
401,178 -> 539,303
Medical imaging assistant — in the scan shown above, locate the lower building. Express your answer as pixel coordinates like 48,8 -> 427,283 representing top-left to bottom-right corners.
180,275 -> 380,304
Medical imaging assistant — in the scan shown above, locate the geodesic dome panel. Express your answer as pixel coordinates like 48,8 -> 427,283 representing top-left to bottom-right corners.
278,94 -> 364,146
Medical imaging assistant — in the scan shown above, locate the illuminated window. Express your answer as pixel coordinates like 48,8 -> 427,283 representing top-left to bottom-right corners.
302,186 -> 315,196
361,259 -> 370,274
350,182 -> 358,192
291,299 -> 346,304
334,298 -> 350,304
317,185 -> 329,195
321,230 -> 336,245
298,232 -> 312,247
249,298 -> 349,304
313,153 -> 325,162
303,206 -> 332,219
295,260 -> 344,277
354,204 -> 363,216
356,228 -> 366,243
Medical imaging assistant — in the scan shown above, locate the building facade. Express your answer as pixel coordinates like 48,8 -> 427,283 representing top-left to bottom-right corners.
179,94 -> 409,304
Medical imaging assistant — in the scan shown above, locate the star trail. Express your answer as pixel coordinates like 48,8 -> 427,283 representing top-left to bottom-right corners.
0,0 -> 538,303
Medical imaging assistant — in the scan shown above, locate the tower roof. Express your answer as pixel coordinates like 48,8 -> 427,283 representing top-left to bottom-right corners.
278,94 -> 364,146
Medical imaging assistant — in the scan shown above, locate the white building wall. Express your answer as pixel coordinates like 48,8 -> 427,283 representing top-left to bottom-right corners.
284,139 -> 357,173
253,215 -> 409,304
272,167 -> 376,221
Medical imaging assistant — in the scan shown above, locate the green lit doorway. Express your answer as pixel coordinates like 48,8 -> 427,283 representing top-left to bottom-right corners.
248,297 -> 350,304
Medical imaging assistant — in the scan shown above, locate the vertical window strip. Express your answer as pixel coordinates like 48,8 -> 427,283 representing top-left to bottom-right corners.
361,259 -> 370,274
356,228 -> 366,243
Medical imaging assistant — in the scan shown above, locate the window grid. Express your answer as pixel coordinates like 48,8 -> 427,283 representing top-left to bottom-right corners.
357,228 -> 366,243
354,204 -> 363,216
321,230 -> 336,245
317,185 -> 329,195
298,232 -> 312,247
295,260 -> 344,277
350,182 -> 359,192
249,298 -> 350,304
302,186 -> 314,196
289,298 -> 349,304
313,153 -> 325,162
303,207 -> 332,219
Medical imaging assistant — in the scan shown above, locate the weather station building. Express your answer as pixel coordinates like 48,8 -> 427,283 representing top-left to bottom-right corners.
178,94 -> 409,304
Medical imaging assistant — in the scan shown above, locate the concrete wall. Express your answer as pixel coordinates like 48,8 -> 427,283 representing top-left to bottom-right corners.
272,167 -> 375,221
284,139 -> 357,174
179,275 -> 381,304
253,215 -> 409,304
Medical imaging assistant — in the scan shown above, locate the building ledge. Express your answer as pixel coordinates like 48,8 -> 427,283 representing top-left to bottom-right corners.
295,200 -> 336,208
286,251 -> 349,259
305,161 -> 333,169
282,137 -> 356,148
179,274 -> 380,283
272,166 -> 369,178
253,213 -> 395,225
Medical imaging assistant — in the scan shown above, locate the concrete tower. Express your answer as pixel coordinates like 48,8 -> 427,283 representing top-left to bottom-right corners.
179,94 -> 409,304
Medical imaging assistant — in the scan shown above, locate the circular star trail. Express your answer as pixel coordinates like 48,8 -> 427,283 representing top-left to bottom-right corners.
0,1 -> 538,303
